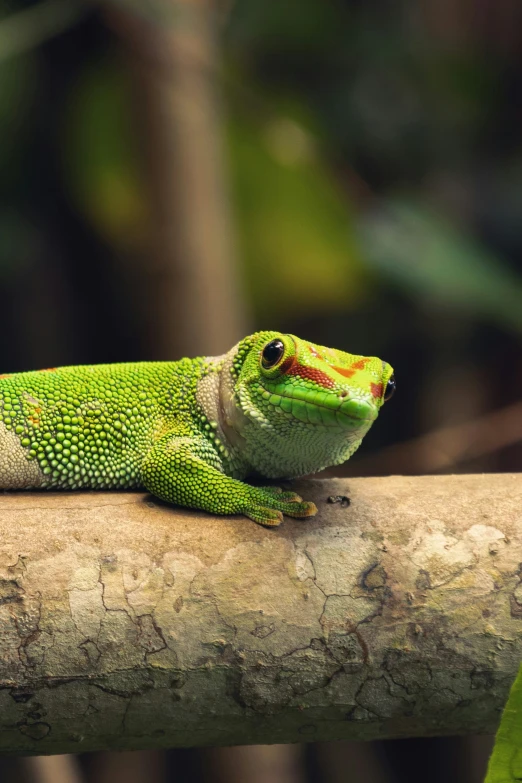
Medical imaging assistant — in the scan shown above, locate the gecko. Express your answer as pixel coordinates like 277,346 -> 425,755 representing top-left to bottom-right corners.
0,331 -> 395,526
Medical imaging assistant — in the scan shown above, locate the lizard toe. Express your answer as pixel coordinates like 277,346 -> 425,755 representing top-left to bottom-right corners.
258,486 -> 304,503
245,506 -> 284,527
280,501 -> 318,519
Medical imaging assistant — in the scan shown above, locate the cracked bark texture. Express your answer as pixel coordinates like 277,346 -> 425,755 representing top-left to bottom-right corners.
0,474 -> 521,755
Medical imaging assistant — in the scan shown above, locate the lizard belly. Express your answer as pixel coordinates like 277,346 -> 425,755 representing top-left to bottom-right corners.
0,421 -> 44,489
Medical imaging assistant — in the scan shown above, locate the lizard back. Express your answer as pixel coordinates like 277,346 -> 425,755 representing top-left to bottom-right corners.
0,360 -> 201,490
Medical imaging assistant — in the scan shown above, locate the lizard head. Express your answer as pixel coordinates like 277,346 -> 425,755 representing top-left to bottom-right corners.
228,331 -> 394,478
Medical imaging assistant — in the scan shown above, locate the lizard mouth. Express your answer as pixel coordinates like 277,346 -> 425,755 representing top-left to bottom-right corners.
259,385 -> 377,428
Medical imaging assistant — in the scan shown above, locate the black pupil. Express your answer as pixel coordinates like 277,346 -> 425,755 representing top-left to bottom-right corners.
384,375 -> 396,401
262,339 -> 284,368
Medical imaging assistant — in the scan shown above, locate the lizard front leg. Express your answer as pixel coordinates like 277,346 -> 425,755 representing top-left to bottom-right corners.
140,434 -> 317,527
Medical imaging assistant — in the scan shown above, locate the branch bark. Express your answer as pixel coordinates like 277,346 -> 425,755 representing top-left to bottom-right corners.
0,474 -> 521,755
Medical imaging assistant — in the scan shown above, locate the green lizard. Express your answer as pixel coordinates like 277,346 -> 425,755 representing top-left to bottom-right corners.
0,331 -> 394,526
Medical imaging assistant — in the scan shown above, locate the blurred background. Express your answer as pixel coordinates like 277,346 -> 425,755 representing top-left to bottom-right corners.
1,0 -> 521,780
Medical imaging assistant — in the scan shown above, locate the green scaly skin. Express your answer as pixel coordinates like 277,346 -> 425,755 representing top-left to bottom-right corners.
0,332 -> 394,526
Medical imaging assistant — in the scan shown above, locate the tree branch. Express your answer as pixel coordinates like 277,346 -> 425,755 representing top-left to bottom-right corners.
1,474 -> 520,755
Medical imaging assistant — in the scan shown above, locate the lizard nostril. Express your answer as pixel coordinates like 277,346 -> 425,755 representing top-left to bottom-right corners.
339,391 -> 349,399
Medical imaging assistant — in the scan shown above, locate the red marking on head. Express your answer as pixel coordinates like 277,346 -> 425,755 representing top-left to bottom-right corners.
308,344 -> 322,359
333,366 -> 355,379
352,358 -> 369,370
0,374 -> 12,380
285,359 -> 335,389
370,382 -> 383,399
279,356 -> 295,374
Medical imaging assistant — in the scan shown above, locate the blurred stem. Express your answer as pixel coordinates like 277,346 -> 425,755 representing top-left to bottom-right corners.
85,750 -> 166,783
21,755 -> 84,783
313,742 -> 392,783
416,310 -> 491,471
0,0 -> 91,63
105,0 -> 248,359
203,745 -> 306,783
340,398 -> 522,477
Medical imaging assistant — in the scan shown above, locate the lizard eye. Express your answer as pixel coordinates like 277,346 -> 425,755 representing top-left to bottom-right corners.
262,339 -> 285,369
384,374 -> 396,401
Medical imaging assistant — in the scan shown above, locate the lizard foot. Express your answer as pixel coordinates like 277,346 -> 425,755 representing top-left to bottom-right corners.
245,487 -> 318,527
258,486 -> 305,503
246,507 -> 284,527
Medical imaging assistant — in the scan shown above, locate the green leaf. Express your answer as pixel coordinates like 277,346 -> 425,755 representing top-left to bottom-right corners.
228,110 -> 366,317
0,0 -> 88,63
0,0 -> 37,172
485,663 -> 522,782
359,198 -> 522,335
63,56 -> 147,251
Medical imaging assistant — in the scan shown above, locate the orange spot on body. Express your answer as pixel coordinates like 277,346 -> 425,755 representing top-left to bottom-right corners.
28,405 -> 42,426
370,383 -> 383,398
352,358 -> 369,370
0,374 -> 12,380
40,368 -> 57,373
